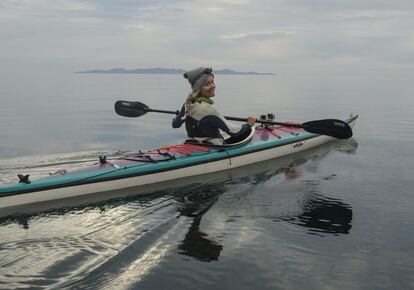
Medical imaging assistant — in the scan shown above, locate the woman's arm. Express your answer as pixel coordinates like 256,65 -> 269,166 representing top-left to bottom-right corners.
202,105 -> 253,136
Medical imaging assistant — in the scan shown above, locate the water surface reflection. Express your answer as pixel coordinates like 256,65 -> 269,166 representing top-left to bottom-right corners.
174,139 -> 357,261
0,139 -> 358,289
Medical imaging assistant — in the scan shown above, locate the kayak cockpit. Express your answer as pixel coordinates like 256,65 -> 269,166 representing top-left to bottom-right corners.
184,127 -> 255,148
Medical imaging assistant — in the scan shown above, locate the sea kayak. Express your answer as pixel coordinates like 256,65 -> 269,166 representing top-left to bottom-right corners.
0,114 -> 358,218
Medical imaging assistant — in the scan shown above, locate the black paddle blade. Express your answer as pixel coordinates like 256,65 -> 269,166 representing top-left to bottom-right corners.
302,119 -> 353,139
115,100 -> 149,117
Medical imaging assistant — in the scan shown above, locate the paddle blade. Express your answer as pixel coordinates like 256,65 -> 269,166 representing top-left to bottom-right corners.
115,100 -> 149,117
302,119 -> 353,139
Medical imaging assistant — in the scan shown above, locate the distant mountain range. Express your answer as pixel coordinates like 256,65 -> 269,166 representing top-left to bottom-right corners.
76,67 -> 274,75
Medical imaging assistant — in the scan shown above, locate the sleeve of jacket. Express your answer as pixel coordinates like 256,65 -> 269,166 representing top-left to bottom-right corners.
172,104 -> 186,128
204,105 -> 251,136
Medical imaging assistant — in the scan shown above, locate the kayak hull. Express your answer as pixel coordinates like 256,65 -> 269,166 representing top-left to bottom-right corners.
0,115 -> 358,218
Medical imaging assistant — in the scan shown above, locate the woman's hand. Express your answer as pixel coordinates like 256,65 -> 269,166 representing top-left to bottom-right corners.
247,116 -> 257,127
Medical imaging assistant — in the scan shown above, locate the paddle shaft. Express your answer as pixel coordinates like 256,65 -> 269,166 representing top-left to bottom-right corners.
223,116 -> 306,128
147,108 -> 178,115
114,100 -> 353,139
145,107 -> 306,128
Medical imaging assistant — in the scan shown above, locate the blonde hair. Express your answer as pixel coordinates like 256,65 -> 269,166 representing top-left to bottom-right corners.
185,90 -> 200,114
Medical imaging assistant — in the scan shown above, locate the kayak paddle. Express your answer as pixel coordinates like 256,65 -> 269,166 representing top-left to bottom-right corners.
115,100 -> 353,139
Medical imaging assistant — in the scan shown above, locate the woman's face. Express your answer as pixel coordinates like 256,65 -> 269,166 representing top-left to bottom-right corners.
200,75 -> 215,97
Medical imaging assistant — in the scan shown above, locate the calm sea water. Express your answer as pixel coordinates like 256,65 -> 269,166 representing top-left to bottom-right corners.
0,72 -> 413,289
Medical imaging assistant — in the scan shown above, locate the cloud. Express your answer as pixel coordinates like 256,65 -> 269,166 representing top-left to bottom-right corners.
1,0 -> 413,73
221,30 -> 295,40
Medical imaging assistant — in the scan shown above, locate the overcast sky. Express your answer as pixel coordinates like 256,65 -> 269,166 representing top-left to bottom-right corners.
1,0 -> 413,74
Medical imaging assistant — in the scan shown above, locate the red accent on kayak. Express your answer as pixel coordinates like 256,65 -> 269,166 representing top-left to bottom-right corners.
267,128 -> 282,138
157,144 -> 209,156
256,127 -> 282,139
272,126 -> 301,135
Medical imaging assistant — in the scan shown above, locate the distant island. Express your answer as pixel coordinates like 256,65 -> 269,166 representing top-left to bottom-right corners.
76,67 -> 274,75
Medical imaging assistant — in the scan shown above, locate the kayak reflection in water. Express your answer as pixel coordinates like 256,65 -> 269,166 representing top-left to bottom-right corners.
176,173 -> 353,262
176,140 -> 357,261
172,67 -> 256,145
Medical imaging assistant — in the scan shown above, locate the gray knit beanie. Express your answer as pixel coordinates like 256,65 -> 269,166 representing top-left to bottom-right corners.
183,67 -> 213,92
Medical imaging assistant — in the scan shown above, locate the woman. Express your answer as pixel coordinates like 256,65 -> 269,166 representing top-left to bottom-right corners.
172,67 -> 256,145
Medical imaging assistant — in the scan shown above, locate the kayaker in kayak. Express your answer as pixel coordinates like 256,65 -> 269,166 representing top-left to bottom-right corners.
172,67 -> 256,145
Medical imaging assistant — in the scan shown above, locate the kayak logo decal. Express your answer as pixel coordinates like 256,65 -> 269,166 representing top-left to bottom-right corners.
292,141 -> 304,148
